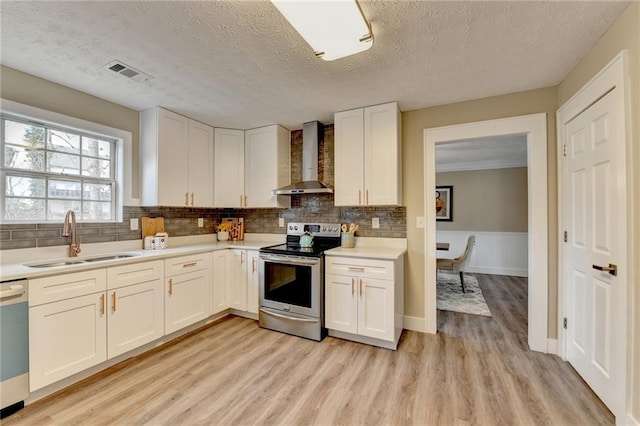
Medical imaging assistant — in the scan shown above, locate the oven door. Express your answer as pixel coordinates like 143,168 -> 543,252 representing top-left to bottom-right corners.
259,254 -> 322,318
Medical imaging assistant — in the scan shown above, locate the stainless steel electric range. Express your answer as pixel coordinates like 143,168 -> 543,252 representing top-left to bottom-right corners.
258,222 -> 341,341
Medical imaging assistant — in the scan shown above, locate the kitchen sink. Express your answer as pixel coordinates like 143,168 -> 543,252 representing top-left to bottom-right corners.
25,253 -> 140,268
84,254 -> 139,262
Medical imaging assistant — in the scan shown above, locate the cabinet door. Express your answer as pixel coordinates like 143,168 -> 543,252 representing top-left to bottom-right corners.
158,109 -> 190,206
364,102 -> 401,206
29,293 -> 107,391
357,277 -> 394,341
165,270 -> 210,334
214,128 -> 244,207
188,120 -> 214,207
245,125 -> 290,208
228,249 -> 247,311
212,250 -> 229,315
325,273 -> 358,334
107,280 -> 164,359
246,250 -> 260,314
334,108 -> 364,206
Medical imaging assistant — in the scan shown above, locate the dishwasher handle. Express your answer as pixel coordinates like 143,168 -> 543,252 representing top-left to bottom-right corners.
0,284 -> 26,301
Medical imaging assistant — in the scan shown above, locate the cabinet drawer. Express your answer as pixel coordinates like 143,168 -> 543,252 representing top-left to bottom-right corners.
164,253 -> 211,276
325,256 -> 394,280
107,260 -> 163,290
30,269 -> 107,306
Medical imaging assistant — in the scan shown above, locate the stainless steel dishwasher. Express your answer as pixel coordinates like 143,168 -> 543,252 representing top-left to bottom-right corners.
0,278 -> 29,418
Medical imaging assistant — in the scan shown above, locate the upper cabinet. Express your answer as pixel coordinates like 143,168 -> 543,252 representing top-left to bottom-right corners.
334,102 -> 402,206
140,107 -> 214,207
214,125 -> 290,208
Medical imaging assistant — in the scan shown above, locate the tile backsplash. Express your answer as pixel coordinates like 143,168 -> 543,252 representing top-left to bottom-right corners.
0,124 -> 406,250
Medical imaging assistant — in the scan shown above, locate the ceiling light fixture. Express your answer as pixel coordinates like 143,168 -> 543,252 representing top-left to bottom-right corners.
271,0 -> 373,61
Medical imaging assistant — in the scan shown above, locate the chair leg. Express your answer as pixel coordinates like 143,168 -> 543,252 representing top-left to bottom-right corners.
459,271 -> 466,293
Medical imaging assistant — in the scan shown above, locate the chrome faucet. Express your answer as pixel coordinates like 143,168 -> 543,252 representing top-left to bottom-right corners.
62,210 -> 81,257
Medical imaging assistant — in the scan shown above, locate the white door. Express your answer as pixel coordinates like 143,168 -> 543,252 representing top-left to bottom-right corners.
165,270 -> 210,334
565,89 -> 626,416
325,273 -> 358,334
228,249 -> 247,311
357,277 -> 394,341
188,120 -> 214,207
334,108 -> 364,206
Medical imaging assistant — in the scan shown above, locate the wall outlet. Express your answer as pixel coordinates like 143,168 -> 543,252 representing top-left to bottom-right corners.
197,218 -> 204,228
416,216 -> 425,228
372,217 -> 380,229
279,217 -> 285,227
130,218 -> 139,231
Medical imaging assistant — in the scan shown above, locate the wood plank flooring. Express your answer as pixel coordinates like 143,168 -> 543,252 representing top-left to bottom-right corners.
5,274 -> 613,425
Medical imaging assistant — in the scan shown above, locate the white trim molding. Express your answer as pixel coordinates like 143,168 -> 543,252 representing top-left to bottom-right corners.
556,50 -> 632,423
547,339 -> 558,356
424,113 -> 548,353
403,315 -> 426,332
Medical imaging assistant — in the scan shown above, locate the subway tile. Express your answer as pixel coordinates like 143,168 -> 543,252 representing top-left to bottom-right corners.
0,231 -> 9,241
0,224 -> 37,230
37,237 -> 70,247
81,235 -> 117,244
11,230 -> 39,240
0,239 -> 36,250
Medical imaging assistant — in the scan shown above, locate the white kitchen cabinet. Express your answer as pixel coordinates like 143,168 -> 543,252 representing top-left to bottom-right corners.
211,249 -> 230,315
106,261 -> 164,359
246,250 -> 260,314
228,249 -> 248,311
334,102 -> 402,206
244,125 -> 290,208
325,255 -> 403,349
164,254 -> 211,334
214,125 -> 290,208
140,107 -> 214,207
29,270 -> 108,391
214,128 -> 245,207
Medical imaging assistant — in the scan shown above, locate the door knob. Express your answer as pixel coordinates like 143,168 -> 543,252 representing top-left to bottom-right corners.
592,263 -> 617,276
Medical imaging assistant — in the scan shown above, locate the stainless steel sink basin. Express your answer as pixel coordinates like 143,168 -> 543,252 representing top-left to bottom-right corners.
27,260 -> 87,268
25,253 -> 140,268
84,254 -> 139,262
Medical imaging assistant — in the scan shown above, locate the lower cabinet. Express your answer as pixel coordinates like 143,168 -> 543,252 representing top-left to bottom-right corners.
164,254 -> 211,334
211,249 -> 259,315
212,250 -> 229,315
246,250 -> 260,314
325,256 -> 403,349
228,249 -> 247,311
106,261 -> 164,358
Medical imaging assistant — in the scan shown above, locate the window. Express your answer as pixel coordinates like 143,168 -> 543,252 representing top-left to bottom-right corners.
1,115 -> 118,222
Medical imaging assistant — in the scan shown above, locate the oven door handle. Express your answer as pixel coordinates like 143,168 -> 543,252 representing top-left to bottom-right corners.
259,255 -> 321,266
260,308 -> 318,323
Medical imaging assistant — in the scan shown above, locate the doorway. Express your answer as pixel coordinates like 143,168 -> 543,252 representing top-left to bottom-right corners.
423,113 -> 548,353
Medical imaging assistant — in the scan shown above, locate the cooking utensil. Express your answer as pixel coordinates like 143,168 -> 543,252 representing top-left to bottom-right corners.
349,223 -> 356,233
341,224 -> 348,232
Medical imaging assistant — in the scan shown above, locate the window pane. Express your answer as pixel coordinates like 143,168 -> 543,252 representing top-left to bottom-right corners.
47,152 -> 80,175
83,183 -> 111,201
48,130 -> 80,154
4,198 -> 46,221
4,145 -> 45,171
47,199 -> 81,220
4,121 -> 45,148
5,175 -> 46,198
49,179 -> 81,199
83,137 -> 111,159
83,201 -> 111,220
82,157 -> 111,178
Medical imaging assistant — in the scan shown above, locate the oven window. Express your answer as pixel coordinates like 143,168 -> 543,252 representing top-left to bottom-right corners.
264,262 -> 312,308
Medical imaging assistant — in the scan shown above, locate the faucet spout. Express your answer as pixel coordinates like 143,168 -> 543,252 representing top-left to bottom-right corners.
63,210 -> 81,257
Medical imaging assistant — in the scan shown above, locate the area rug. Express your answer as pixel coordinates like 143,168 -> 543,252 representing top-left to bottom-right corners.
437,272 -> 492,317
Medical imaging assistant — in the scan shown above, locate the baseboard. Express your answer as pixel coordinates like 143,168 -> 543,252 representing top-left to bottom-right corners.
403,315 -> 426,333
626,413 -> 640,426
467,266 -> 528,277
546,338 -> 558,355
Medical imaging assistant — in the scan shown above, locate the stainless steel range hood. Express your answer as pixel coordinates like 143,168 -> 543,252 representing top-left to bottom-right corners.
272,121 -> 334,195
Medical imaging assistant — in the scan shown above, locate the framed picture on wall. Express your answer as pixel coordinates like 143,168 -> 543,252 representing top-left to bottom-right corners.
435,186 -> 453,221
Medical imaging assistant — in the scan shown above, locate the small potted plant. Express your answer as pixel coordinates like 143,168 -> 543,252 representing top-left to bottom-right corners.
216,222 -> 231,241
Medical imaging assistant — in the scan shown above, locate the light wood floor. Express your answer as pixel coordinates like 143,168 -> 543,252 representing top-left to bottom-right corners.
5,274 -> 613,425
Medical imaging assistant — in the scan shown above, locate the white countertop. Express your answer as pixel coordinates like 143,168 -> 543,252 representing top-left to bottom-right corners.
0,234 -> 285,282
325,237 -> 407,260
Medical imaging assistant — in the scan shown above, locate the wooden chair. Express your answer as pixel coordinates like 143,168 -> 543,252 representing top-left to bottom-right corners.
436,235 -> 476,293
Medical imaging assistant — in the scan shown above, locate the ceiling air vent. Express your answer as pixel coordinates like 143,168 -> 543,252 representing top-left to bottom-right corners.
103,60 -> 152,82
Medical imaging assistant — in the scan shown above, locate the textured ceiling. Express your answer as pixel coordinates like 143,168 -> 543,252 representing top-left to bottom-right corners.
0,1 -> 629,130
435,134 -> 528,172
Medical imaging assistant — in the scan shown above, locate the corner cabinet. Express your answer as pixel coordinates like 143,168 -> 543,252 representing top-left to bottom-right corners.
334,102 -> 402,206
214,125 -> 290,208
140,107 -> 214,207
325,255 -> 404,350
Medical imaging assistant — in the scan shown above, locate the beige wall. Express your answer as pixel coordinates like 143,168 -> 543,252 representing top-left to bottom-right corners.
436,167 -> 528,233
557,2 -> 640,421
0,65 -> 140,199
402,86 -> 558,329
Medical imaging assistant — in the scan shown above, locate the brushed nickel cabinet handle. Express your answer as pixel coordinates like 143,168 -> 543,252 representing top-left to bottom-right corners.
348,266 -> 365,272
358,190 -> 361,205
244,195 -> 248,207
169,278 -> 173,296
252,258 -> 257,273
359,279 -> 363,297
111,291 -> 116,313
100,294 -> 105,315
185,192 -> 189,206
351,278 -> 355,296
366,189 -> 369,205
182,262 -> 198,268
191,192 -> 194,206
241,251 -> 245,264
